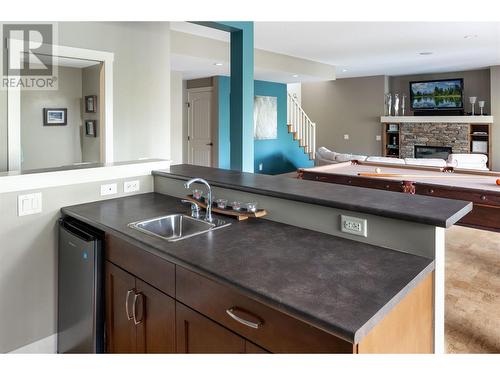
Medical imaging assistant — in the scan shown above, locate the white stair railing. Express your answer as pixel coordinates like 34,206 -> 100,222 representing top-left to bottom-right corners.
287,93 -> 316,159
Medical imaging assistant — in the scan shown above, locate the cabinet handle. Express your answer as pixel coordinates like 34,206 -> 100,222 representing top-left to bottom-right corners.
133,292 -> 144,326
125,289 -> 134,320
225,307 -> 263,329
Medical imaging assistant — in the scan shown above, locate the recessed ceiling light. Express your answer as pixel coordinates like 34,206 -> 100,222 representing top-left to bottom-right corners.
342,69 -> 348,72
418,52 -> 433,56
214,62 -> 223,66
463,34 -> 478,39
292,74 -> 299,78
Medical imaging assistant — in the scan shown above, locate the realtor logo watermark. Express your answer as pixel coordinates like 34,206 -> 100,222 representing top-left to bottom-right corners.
2,23 -> 58,90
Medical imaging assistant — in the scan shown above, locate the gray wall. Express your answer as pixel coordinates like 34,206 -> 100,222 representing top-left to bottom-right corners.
81,64 -> 101,163
21,66 -> 83,170
390,69 -> 491,115
491,66 -> 500,170
0,175 -> 154,353
301,76 -> 386,156
57,22 -> 171,162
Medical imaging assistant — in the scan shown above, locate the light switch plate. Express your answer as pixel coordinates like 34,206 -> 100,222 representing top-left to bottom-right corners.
376,135 -> 382,141
100,183 -> 117,196
340,215 -> 367,237
343,134 -> 349,140
124,180 -> 140,193
18,192 -> 42,216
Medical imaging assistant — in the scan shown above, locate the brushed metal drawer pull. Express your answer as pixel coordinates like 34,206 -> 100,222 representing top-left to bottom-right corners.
133,292 -> 144,325
226,308 -> 263,329
125,289 -> 135,320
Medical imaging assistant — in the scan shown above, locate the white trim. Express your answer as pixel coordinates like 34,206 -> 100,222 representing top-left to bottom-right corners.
433,227 -> 446,354
9,334 -> 57,354
0,160 -> 170,194
381,115 -> 494,124
6,43 -> 115,171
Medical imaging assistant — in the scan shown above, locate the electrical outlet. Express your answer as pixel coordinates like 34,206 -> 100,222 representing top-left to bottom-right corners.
343,134 -> 349,140
340,215 -> 367,237
376,135 -> 382,141
259,163 -> 263,171
124,180 -> 140,193
100,183 -> 117,196
18,192 -> 42,216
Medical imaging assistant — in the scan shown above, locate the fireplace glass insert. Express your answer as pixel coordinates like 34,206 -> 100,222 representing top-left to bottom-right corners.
414,145 -> 452,160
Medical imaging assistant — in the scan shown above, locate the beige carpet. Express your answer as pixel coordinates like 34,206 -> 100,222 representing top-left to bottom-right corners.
445,225 -> 500,353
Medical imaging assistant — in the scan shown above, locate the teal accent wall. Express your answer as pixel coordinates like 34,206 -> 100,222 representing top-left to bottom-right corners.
216,76 -> 313,175
195,22 -> 254,172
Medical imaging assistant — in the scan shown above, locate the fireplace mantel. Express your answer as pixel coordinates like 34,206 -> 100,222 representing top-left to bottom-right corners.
380,116 -> 494,124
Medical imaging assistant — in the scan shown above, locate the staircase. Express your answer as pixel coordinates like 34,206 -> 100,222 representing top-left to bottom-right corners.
287,93 -> 316,160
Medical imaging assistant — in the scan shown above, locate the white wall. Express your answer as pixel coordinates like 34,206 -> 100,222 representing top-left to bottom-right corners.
491,66 -> 500,170
56,22 -> 172,163
170,71 -> 184,164
0,90 -> 6,172
21,66 -> 83,170
287,83 -> 301,105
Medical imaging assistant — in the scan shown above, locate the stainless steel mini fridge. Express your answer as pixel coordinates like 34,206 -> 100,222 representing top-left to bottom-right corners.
58,218 -> 104,353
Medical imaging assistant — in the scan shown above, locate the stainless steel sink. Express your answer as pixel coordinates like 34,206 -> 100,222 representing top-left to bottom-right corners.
128,214 -> 229,242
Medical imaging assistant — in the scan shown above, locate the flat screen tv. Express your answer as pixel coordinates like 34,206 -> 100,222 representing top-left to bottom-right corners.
410,78 -> 464,111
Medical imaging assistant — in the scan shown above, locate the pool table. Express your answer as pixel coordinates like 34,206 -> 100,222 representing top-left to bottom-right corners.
298,161 -> 500,232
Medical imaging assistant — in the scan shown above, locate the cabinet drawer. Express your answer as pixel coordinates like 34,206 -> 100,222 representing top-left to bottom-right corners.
176,266 -> 353,353
106,234 -> 175,297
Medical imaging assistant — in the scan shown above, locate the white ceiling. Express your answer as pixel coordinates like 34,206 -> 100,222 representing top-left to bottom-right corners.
170,22 -> 500,79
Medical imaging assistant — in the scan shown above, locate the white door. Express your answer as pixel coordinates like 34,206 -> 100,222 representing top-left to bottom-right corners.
187,88 -> 213,167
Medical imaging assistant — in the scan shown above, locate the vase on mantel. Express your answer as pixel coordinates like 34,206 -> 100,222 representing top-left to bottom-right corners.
385,93 -> 392,116
401,95 -> 406,116
393,94 -> 400,117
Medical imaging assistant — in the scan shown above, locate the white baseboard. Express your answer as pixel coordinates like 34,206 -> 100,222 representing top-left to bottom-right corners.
9,334 -> 57,354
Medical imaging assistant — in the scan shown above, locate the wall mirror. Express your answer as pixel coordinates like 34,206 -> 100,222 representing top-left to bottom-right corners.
1,42 -> 114,173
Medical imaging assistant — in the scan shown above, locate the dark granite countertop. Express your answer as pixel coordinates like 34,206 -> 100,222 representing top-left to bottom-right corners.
62,192 -> 434,344
153,164 -> 472,228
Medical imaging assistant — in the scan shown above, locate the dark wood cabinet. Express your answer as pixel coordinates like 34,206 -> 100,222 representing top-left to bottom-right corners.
105,261 -> 175,353
105,261 -> 137,353
176,302 -> 246,353
104,233 -> 432,354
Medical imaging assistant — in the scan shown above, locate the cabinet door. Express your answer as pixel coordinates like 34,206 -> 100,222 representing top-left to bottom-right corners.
105,262 -> 137,353
176,302 -> 245,353
135,279 -> 176,353
245,340 -> 269,353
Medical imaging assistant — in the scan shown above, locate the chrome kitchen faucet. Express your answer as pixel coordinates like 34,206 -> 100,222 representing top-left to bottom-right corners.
184,178 -> 213,223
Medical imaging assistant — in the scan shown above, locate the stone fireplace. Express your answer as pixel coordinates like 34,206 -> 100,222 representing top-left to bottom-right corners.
399,122 -> 469,158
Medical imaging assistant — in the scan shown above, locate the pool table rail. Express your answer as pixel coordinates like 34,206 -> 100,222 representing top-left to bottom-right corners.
298,161 -> 500,233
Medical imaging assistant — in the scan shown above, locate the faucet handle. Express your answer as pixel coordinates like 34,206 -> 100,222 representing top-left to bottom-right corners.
181,199 -> 201,218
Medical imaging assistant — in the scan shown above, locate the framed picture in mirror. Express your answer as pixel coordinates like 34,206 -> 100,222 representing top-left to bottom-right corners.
85,120 -> 97,137
85,95 -> 97,113
43,108 -> 67,126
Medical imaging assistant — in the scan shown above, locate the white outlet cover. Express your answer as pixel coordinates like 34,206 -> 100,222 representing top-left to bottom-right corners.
340,215 -> 367,237
343,134 -> 349,140
376,135 -> 382,141
100,183 -> 117,196
18,192 -> 42,216
124,180 -> 140,193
